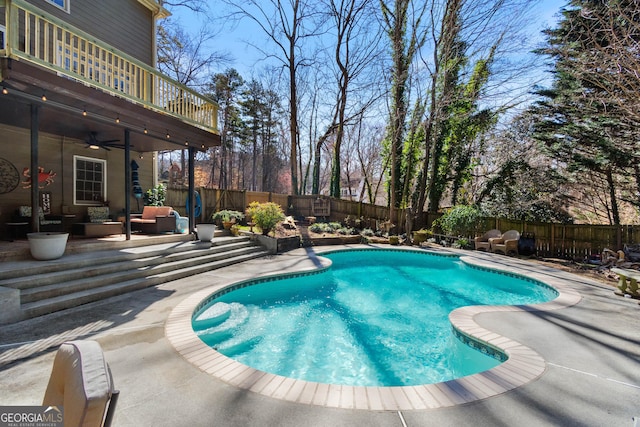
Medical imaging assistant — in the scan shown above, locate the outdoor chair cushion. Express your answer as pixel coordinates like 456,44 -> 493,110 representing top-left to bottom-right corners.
43,340 -> 117,427
16,206 -> 63,228
87,207 -> 111,223
131,206 -> 176,233
141,206 -> 173,220
490,230 -> 520,255
474,229 -> 501,251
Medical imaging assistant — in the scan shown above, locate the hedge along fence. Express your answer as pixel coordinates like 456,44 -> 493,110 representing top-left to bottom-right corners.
165,188 -> 638,259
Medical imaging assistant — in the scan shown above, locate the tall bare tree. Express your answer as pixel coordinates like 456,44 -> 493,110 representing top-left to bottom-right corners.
380,0 -> 429,225
222,0 -> 324,195
158,0 -> 209,13
323,0 -> 384,198
382,0 -> 537,233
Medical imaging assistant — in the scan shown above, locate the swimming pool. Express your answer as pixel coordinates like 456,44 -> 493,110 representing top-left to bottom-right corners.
192,249 -> 558,387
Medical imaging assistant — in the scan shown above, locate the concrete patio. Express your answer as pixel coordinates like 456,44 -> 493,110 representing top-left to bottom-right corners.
1,245 -> 639,426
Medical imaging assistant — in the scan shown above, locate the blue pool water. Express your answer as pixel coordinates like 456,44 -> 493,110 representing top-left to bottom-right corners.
193,249 -> 558,387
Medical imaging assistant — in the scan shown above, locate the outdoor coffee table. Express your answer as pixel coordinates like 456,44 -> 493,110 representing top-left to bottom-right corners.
72,222 -> 123,237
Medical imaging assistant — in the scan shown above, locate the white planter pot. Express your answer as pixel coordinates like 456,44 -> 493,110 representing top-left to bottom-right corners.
27,232 -> 69,260
196,224 -> 216,242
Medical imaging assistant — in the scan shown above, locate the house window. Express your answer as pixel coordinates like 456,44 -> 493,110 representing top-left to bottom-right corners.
0,25 -> 5,50
45,0 -> 70,13
74,156 -> 106,205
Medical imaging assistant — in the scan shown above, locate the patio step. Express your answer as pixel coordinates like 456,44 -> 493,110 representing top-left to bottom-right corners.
0,239 -> 256,291
0,235 -> 268,323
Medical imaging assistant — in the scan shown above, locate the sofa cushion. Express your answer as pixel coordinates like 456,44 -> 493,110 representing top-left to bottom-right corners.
18,206 -> 45,220
142,206 -> 173,219
87,206 -> 110,223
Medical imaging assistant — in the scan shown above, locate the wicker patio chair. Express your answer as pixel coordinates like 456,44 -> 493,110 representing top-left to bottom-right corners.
474,229 -> 502,251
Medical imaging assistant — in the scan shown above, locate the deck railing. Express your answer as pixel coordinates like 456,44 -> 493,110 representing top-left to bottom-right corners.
1,0 -> 218,133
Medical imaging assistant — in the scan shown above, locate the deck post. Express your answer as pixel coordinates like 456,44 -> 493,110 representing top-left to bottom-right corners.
124,129 -> 131,240
30,103 -> 39,233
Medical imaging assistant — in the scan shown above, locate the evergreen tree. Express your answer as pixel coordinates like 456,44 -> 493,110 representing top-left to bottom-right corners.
531,0 -> 640,225
208,69 -> 244,189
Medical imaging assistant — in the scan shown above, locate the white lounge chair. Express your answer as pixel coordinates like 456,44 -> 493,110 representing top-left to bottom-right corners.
43,340 -> 119,427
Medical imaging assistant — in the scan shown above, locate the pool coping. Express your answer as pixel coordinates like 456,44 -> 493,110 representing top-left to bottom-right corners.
165,248 -> 582,411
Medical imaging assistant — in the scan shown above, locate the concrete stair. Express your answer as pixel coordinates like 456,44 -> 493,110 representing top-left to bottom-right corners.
0,235 -> 268,322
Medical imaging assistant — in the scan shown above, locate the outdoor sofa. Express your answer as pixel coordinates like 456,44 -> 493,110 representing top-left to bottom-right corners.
130,206 -> 177,234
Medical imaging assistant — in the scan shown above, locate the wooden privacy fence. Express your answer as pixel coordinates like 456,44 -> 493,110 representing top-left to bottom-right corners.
477,218 -> 640,260
165,189 -> 638,259
165,188 -> 288,223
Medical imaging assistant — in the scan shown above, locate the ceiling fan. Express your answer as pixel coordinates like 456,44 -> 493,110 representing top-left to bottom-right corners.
84,132 -> 126,151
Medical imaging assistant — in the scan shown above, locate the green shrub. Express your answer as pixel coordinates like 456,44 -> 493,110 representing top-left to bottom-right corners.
453,238 -> 470,249
309,222 -> 332,233
309,223 -> 325,233
245,202 -> 285,236
211,209 -> 245,225
343,215 -> 364,229
431,205 -> 482,237
361,228 -> 374,237
144,184 -> 166,206
337,227 -> 355,235
328,222 -> 342,231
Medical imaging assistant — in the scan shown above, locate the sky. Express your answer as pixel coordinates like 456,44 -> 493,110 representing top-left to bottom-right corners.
168,0 -> 568,79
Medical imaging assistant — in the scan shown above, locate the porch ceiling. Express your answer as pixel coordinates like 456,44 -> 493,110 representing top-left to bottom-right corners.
0,58 -> 220,153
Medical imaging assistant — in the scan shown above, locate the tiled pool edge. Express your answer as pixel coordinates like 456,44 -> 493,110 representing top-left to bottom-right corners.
165,249 -> 582,411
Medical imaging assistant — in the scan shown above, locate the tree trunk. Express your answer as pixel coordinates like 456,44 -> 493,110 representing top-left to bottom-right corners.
606,167 -> 620,225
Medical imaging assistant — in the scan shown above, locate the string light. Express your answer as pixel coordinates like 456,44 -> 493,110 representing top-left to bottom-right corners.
143,126 -> 148,134
1,85 -> 8,95
115,116 -> 120,123
82,109 -> 87,116
166,130 -> 170,139
41,92 -> 47,101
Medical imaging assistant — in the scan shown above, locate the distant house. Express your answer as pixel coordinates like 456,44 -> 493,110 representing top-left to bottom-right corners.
320,172 -> 386,205
0,0 -> 220,236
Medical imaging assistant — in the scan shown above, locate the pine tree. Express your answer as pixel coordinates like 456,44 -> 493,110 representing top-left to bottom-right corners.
531,0 -> 640,224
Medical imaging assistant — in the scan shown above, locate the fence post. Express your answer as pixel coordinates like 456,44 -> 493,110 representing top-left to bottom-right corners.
617,225 -> 622,249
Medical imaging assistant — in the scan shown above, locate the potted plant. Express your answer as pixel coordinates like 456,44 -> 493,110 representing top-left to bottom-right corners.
27,232 -> 69,260
196,223 -> 216,242
211,209 -> 245,229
